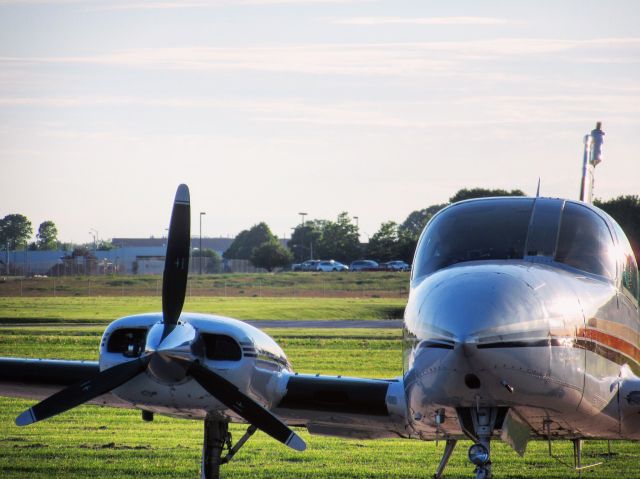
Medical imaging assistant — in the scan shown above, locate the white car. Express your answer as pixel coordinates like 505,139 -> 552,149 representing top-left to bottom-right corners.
382,260 -> 410,272
315,260 -> 349,272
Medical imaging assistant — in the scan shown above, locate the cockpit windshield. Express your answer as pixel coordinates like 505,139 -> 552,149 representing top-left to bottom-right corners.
412,198 -> 534,278
555,202 -> 616,280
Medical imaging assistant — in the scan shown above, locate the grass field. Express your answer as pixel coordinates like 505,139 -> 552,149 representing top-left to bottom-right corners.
0,272 -> 410,298
1,299 -> 640,478
0,297 -> 406,324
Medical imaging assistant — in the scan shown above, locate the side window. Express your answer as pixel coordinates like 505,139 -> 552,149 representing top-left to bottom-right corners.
612,221 -> 639,301
555,203 -> 616,280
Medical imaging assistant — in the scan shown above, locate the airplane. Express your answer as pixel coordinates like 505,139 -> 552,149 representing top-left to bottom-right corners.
1,122 -> 639,479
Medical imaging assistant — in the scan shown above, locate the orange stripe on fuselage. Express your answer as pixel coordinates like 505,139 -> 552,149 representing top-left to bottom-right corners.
575,322 -> 640,366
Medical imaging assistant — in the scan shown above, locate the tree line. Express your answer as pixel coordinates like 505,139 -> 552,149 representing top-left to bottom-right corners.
0,215 -> 59,251
2,189 -> 638,273
224,188 -> 640,271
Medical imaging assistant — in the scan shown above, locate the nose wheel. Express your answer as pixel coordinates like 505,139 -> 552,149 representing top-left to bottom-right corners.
468,442 -> 491,479
457,407 -> 499,479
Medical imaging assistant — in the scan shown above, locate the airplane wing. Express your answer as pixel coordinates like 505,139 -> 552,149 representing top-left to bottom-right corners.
274,373 -> 409,439
0,357 -> 132,408
0,356 -> 409,438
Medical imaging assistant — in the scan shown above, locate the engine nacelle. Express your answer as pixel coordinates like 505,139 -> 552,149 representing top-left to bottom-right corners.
98,312 -> 292,420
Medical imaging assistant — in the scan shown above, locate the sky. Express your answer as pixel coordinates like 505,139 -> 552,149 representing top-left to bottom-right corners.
1,0 -> 639,244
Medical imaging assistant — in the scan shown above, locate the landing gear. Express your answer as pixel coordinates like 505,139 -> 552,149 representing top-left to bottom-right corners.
201,418 -> 257,479
433,439 -> 457,479
202,419 -> 229,479
468,442 -> 491,479
458,407 -> 500,479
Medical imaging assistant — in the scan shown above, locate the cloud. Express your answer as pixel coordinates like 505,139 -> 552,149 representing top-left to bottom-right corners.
0,37 -> 640,81
3,93 -> 639,130
333,16 -> 511,26
2,37 -> 638,78
0,0 -> 369,7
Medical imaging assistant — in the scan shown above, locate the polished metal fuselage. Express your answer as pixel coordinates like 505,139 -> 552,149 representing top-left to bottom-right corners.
403,259 -> 639,440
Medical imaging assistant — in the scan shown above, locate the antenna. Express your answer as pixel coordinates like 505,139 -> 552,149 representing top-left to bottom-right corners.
579,122 -> 605,203
536,178 -> 541,197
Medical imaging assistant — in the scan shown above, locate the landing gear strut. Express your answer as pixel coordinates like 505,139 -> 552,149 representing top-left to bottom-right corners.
433,439 -> 457,479
201,418 -> 257,479
202,419 -> 229,479
458,407 -> 499,479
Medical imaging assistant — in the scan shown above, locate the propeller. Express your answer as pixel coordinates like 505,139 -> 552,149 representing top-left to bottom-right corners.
15,184 -> 305,452
188,361 -> 305,451
162,184 -> 190,328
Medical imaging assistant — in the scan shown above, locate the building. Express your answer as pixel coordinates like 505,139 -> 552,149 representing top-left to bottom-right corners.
3,237 -> 235,276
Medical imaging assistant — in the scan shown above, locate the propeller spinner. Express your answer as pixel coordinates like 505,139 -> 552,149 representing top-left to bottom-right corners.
15,184 -> 306,453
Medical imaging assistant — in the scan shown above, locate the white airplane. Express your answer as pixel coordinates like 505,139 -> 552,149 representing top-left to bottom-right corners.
1,123 -> 639,479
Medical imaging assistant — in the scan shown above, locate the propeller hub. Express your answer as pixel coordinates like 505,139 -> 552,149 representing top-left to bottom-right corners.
145,321 -> 198,384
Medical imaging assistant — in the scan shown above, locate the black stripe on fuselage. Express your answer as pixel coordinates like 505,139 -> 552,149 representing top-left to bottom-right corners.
419,340 -> 455,350
475,338 -> 640,376
477,338 -> 565,349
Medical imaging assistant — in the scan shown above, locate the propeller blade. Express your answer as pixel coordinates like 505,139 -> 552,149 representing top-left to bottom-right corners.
162,184 -> 191,326
15,356 -> 150,426
187,361 -> 306,452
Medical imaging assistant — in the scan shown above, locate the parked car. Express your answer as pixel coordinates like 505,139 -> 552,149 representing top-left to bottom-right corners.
315,260 -> 348,272
349,260 -> 379,272
300,260 -> 321,271
292,260 -> 321,271
380,260 -> 410,272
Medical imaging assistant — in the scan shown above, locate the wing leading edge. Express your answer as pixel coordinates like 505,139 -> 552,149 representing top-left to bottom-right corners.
274,373 -> 409,439
0,357 -> 131,408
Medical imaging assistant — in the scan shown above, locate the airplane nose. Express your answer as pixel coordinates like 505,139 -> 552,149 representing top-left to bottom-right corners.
411,267 -> 546,343
405,265 -> 579,411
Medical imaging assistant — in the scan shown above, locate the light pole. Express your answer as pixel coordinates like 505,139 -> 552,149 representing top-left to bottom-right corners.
298,212 -> 307,258
89,228 -> 98,251
199,212 -> 206,275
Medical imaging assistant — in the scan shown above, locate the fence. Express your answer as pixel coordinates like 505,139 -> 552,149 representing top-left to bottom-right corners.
0,273 -> 410,299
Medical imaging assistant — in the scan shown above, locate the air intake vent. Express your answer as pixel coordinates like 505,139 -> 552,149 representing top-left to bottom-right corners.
107,328 -> 147,357
201,334 -> 242,361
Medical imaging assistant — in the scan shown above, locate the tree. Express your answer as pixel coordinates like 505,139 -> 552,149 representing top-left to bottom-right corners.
367,221 -> 400,263
288,222 -> 322,262
250,240 -> 293,272
96,240 -> 114,251
36,220 -> 58,250
595,195 -> 640,261
449,187 -> 525,203
192,248 -> 223,273
396,228 -> 420,263
0,214 -> 33,250
223,223 -> 277,260
315,212 -> 361,264
399,204 -> 447,238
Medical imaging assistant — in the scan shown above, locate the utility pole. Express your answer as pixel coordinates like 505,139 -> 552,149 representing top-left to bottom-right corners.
199,212 -> 206,275
298,213 -> 308,261
89,228 -> 98,251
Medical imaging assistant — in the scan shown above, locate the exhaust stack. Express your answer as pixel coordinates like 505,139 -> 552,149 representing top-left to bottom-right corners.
579,122 -> 605,203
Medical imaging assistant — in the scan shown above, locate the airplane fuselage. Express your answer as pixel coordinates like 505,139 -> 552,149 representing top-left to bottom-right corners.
403,196 -> 640,442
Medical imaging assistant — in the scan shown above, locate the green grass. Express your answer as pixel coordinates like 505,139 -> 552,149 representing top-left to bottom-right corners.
2,398 -> 639,479
1,301 -> 640,477
0,272 -> 410,298
0,297 -> 406,324
0,326 -> 402,377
